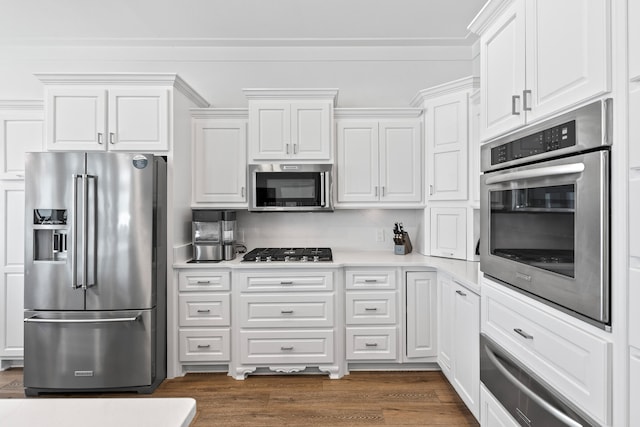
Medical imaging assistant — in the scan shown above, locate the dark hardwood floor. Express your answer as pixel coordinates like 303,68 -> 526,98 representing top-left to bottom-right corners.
0,368 -> 479,426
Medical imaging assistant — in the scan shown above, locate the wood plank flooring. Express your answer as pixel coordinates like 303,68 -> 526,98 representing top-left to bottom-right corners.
0,368 -> 479,426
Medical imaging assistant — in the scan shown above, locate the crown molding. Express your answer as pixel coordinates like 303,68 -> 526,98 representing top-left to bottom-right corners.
243,89 -> 339,106
34,73 -> 209,107
334,107 -> 423,119
190,108 -> 248,120
0,100 -> 44,111
410,76 -> 480,107
467,0 -> 514,35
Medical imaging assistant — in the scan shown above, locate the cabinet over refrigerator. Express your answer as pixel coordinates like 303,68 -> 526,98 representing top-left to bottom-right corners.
23,152 -> 167,395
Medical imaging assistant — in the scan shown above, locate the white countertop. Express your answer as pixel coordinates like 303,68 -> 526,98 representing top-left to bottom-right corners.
175,250 -> 480,293
0,398 -> 196,427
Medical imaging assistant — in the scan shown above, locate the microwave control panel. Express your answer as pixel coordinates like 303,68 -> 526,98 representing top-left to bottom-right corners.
491,120 -> 576,166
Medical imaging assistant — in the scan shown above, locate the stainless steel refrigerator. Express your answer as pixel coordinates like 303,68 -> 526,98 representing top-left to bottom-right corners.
23,152 -> 166,396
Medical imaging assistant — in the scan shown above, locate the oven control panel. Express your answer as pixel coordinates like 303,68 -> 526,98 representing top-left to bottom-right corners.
491,120 -> 576,166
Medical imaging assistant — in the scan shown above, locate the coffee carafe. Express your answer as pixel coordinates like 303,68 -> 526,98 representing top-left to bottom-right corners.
192,210 -> 237,261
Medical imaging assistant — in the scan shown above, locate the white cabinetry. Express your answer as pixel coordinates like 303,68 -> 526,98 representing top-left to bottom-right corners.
37,74 -> 208,152
482,277 -> 612,425
177,270 -> 231,364
469,0 -> 610,141
191,109 -> 247,207
405,271 -> 437,360
0,101 -> 43,369
244,89 -> 337,162
335,109 -> 422,207
345,269 -> 398,361
233,270 -> 342,379
437,273 -> 479,419
631,348 -> 640,427
430,207 -> 467,260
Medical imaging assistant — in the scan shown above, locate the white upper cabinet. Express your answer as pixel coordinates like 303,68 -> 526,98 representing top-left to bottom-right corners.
335,109 -> 422,207
244,89 -> 337,162
470,0 -> 611,141
37,73 -> 208,152
0,101 -> 44,179
191,109 -> 248,207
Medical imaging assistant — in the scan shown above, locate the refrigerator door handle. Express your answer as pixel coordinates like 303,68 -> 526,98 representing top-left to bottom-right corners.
71,174 -> 82,290
81,173 -> 89,290
86,174 -> 97,289
24,314 -> 141,324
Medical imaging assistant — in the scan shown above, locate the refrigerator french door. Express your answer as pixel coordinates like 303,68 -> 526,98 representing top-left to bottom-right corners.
23,152 -> 166,395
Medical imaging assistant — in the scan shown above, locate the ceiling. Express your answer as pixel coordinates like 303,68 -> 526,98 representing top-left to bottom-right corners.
0,0 -> 487,47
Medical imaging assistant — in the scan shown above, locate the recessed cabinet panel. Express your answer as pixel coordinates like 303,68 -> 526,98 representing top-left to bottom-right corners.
430,207 -> 466,260
179,329 -> 230,362
1,273 -> 24,356
108,89 -> 168,151
336,122 -> 379,202
178,294 -> 231,327
292,103 -> 330,158
379,122 -> 421,202
346,292 -> 397,325
406,271 -> 437,359
2,184 -> 24,266
47,88 -> 106,151
240,330 -> 333,364
0,116 -> 43,178
239,294 -> 333,328
346,327 -> 397,360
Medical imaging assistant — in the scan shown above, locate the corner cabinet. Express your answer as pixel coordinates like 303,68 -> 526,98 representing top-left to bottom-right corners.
36,73 -> 209,152
469,0 -> 611,141
191,109 -> 248,207
0,101 -> 44,369
437,273 -> 480,420
335,109 -> 423,207
243,89 -> 337,162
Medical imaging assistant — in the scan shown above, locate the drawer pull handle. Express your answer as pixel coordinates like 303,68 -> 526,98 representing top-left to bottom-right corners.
364,279 -> 378,283
280,281 -> 294,285
281,346 -> 294,351
365,343 -> 378,347
281,310 -> 294,314
196,280 -> 211,284
197,344 -> 211,349
514,328 -> 534,340
455,290 -> 467,297
196,309 -> 211,313
364,307 -> 378,312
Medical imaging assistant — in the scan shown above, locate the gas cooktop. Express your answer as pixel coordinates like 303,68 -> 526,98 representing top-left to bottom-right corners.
242,247 -> 333,263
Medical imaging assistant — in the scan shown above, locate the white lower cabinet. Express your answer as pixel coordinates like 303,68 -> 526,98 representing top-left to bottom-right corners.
177,270 -> 231,364
482,277 -> 611,425
437,273 -> 479,419
480,384 -> 519,427
233,270 -> 341,379
405,271 -> 437,360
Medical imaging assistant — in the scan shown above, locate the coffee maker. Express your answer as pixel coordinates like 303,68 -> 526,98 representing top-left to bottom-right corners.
192,210 -> 237,261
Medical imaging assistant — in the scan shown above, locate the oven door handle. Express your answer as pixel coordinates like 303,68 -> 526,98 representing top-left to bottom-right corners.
484,345 -> 582,427
485,163 -> 585,185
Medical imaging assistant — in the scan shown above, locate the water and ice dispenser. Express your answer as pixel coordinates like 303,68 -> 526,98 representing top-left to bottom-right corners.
192,210 -> 237,262
32,209 -> 68,262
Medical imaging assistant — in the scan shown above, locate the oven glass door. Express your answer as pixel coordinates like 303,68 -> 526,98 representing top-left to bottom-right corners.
480,150 -> 609,325
255,172 -> 323,208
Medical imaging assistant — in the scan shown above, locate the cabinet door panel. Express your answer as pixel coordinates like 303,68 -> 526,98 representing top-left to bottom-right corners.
46,88 -> 106,151
249,103 -> 290,160
525,0 -> 609,121
0,114 -> 43,179
631,349 -> 640,427
437,276 -> 454,373
193,119 -> 247,204
406,271 -> 436,358
452,283 -> 480,416
336,121 -> 379,202
430,207 -> 466,259
108,89 -> 168,151
292,103 -> 331,159
480,0 -> 526,141
1,183 -> 24,267
379,121 -> 421,202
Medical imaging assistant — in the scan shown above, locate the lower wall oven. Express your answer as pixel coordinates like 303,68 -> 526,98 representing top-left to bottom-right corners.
480,334 -> 598,427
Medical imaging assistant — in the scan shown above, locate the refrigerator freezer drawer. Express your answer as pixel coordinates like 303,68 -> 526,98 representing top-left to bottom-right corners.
24,309 -> 156,391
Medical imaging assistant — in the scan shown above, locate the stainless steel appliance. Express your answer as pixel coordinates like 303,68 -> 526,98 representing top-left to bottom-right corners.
480,99 -> 611,328
249,164 -> 333,212
23,152 -> 166,395
242,248 -> 333,262
192,210 -> 236,262
480,334 -> 598,426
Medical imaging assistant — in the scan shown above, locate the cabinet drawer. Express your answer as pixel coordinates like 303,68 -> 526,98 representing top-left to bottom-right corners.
346,291 -> 396,325
346,269 -> 396,290
240,330 -> 333,364
239,294 -> 333,328
482,280 -> 611,425
178,270 -> 230,292
179,329 -> 230,362
237,271 -> 333,292
178,294 -> 230,327
346,327 -> 397,360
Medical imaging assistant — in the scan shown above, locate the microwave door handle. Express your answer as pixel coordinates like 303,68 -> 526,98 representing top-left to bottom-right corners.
320,172 -> 326,207
484,345 -> 583,427
484,163 -> 585,185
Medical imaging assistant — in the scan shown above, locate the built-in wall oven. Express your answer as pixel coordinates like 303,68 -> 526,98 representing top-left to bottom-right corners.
480,99 -> 612,329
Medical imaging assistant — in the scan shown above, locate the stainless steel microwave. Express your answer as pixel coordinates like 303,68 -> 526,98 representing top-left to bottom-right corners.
248,164 -> 333,212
